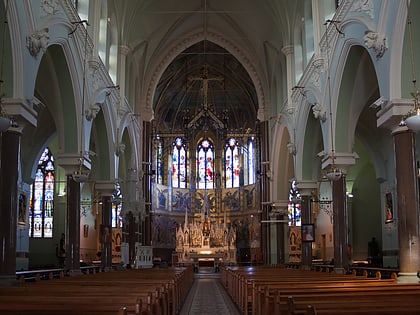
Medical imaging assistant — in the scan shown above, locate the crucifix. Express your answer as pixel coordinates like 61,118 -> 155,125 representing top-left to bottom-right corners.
188,63 -> 224,109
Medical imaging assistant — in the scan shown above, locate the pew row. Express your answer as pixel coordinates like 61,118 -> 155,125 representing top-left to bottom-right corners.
0,266 -> 194,315
220,266 -> 420,315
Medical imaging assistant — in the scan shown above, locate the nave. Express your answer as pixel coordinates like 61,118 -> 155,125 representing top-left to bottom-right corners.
2,264 -> 420,314
179,268 -> 240,315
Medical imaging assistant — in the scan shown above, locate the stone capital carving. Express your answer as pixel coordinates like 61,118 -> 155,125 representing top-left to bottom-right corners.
312,103 -> 327,122
85,103 -> 101,121
364,30 -> 388,59
26,28 -> 49,57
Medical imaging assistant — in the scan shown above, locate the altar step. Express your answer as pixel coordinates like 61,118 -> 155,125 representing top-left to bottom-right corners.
194,267 -> 221,279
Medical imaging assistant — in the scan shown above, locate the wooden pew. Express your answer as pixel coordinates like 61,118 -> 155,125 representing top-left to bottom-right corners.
220,265 -> 420,315
0,266 -> 194,315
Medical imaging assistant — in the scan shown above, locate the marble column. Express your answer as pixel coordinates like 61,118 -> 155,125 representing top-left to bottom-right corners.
65,175 -> 81,275
300,195 -> 312,269
101,195 -> 113,271
96,181 -> 115,271
393,129 -> 420,281
297,181 -> 317,269
126,211 -> 136,266
55,153 -> 89,276
0,129 -> 21,286
332,175 -> 348,274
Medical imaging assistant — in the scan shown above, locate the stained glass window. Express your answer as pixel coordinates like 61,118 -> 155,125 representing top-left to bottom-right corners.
225,138 -> 240,188
155,136 -> 163,184
172,137 -> 187,188
112,183 -> 123,228
197,139 -> 214,189
288,180 -> 301,226
29,147 -> 55,238
248,137 -> 255,184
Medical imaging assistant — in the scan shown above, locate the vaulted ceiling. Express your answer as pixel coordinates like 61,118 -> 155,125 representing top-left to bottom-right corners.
109,0 -> 304,131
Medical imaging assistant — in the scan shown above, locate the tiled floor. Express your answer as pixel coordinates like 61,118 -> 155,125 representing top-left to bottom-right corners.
179,268 -> 241,315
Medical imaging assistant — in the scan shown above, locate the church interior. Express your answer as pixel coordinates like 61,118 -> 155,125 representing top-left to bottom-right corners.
2,0 -> 420,306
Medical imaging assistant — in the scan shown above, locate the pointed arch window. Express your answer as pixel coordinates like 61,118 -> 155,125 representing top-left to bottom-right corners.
29,147 -> 55,238
247,137 -> 256,185
197,139 -> 214,189
112,183 -> 123,228
225,138 -> 240,188
155,136 -> 163,184
288,180 -> 301,226
172,137 -> 187,188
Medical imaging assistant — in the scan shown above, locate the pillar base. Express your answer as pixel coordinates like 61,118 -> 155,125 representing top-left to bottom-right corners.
334,267 -> 346,274
68,269 -> 83,277
0,275 -> 20,286
397,272 -> 419,283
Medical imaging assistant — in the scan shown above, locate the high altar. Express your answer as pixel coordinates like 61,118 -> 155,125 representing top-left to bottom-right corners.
175,198 -> 237,265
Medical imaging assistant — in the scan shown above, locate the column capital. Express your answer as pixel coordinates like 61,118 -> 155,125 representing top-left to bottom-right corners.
95,180 -> 116,196
281,45 -> 294,56
271,200 -> 289,215
119,45 -> 131,56
321,151 -> 357,174
376,98 -> 412,131
295,180 -> 318,196
55,153 -> 91,176
2,97 -> 38,129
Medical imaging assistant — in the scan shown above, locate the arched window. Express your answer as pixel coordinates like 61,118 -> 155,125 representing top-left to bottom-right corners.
247,137 -> 256,185
197,139 -> 214,189
29,147 -> 55,238
172,137 -> 187,188
112,183 -> 123,228
225,138 -> 240,188
288,180 -> 301,226
155,136 -> 163,184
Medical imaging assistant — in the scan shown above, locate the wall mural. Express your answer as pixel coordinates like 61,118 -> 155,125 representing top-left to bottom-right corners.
154,183 -> 256,213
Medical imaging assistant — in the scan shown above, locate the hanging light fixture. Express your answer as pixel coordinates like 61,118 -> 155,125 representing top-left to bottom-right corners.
403,1 -> 420,131
324,20 -> 342,181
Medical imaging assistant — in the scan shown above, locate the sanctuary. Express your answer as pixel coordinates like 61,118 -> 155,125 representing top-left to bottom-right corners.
175,196 -> 237,266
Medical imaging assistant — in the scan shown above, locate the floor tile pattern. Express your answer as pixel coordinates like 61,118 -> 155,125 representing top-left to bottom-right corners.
179,270 -> 241,315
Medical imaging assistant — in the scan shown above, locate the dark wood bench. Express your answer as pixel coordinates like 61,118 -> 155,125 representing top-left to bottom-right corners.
220,265 -> 420,315
0,266 -> 194,315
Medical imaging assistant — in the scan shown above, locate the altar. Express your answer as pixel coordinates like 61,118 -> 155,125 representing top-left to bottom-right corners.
175,218 -> 237,266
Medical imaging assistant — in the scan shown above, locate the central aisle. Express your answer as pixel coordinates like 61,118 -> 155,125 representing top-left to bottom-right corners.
179,268 -> 241,315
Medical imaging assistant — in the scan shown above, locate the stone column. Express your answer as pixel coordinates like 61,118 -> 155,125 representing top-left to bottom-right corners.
0,129 -> 21,286
376,99 -> 420,282
96,181 -> 115,271
101,195 -> 113,271
65,175 -> 81,275
55,153 -> 90,276
311,0 -> 322,56
297,181 -> 317,269
126,211 -> 136,266
332,175 -> 348,274
143,121 -> 152,247
393,129 -> 420,281
281,45 -> 295,109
